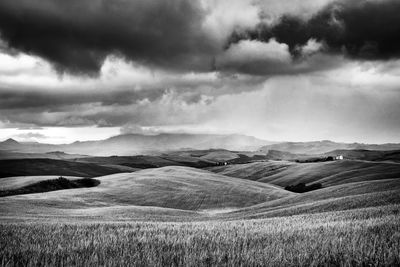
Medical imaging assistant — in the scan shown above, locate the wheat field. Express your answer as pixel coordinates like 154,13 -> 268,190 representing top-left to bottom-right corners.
1,205 -> 399,266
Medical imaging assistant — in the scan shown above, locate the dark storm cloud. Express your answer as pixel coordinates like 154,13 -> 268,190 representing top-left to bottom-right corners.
0,87 -> 164,110
0,84 -> 213,127
230,0 -> 400,60
0,0 -> 217,76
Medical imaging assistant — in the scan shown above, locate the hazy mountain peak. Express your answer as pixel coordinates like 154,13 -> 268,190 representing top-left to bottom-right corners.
1,138 -> 20,146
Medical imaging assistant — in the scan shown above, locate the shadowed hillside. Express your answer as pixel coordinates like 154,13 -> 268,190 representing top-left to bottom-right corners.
0,177 -> 100,197
78,154 -> 215,169
0,175 -> 82,191
0,159 -> 125,178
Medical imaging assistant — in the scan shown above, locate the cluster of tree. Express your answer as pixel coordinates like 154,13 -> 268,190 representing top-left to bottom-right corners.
227,154 -> 267,164
0,177 -> 100,197
295,157 -> 334,163
284,182 -> 322,193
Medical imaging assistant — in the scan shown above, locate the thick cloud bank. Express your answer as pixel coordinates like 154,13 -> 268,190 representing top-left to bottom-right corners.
230,0 -> 400,62
0,0 -> 217,75
0,0 -> 399,76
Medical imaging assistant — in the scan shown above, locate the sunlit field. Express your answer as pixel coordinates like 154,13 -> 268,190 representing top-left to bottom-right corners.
1,205 -> 399,266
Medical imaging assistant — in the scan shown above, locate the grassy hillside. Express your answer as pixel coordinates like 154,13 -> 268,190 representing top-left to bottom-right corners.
261,140 -> 400,155
258,160 -> 400,187
78,155 -> 187,168
0,158 -> 125,178
78,154 -> 216,169
207,161 -> 295,181
165,149 -> 271,164
96,167 -> 293,210
0,177 -> 100,197
226,178 -> 400,219
0,167 -> 293,214
208,160 -> 400,188
1,206 -> 399,266
1,164 -> 399,222
0,175 -> 81,190
325,149 -> 400,162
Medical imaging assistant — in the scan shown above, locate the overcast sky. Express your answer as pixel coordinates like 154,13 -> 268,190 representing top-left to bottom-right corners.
0,0 -> 399,144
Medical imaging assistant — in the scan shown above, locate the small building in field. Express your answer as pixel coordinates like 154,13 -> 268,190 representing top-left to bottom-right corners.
334,155 -> 344,160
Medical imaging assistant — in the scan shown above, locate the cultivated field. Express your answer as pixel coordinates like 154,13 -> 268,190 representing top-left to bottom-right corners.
208,160 -> 400,187
1,206 -> 399,266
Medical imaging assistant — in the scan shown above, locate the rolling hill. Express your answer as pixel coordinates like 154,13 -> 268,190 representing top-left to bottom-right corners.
78,154 -> 216,169
257,160 -> 400,187
0,163 -> 399,222
0,158 -> 125,178
261,140 -> 400,155
92,167 -> 293,210
207,161 -> 296,181
208,160 -> 400,188
0,175 -> 82,191
225,178 -> 400,219
0,150 -> 88,160
0,176 -> 100,197
1,146 -> 399,222
324,149 -> 400,162
0,167 -> 294,218
165,149 -> 271,163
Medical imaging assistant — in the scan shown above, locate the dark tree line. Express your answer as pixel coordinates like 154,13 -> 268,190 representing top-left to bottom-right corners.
285,182 -> 322,193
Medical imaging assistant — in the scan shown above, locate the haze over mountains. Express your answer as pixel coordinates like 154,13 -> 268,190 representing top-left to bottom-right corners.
1,133 -> 400,157
0,133 -> 271,156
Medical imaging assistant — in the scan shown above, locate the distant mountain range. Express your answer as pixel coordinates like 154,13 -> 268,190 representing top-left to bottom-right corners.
0,134 -> 272,156
0,138 -> 21,149
1,135 -> 400,157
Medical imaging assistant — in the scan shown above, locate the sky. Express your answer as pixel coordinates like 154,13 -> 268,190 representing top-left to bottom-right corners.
0,0 -> 399,144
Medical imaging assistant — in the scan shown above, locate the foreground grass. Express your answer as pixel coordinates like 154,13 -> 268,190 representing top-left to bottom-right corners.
1,205 -> 399,266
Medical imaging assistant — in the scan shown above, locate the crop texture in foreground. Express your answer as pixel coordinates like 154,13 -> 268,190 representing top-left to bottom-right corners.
1,206 -> 399,266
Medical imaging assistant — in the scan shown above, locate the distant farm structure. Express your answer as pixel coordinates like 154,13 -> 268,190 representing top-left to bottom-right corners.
327,155 -> 344,161
326,155 -> 344,161
335,155 -> 344,160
